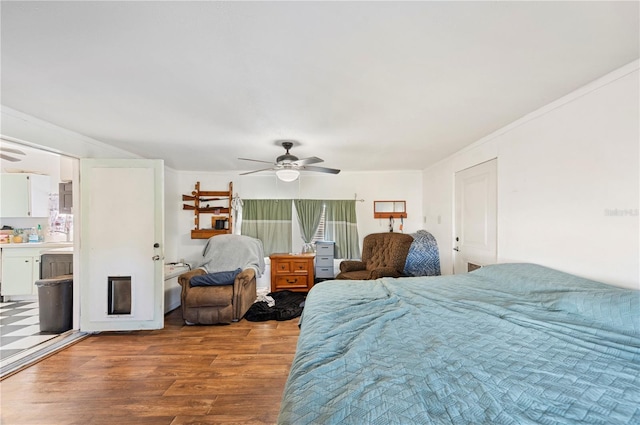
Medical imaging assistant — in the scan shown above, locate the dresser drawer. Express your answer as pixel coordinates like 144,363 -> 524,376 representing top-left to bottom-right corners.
274,260 -> 291,273
274,259 -> 311,274
315,256 -> 333,267
291,259 -> 310,274
274,275 -> 311,290
315,242 -> 335,256
315,266 -> 334,278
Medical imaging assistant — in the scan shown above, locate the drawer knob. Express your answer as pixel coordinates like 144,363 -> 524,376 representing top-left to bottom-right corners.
286,278 -> 298,284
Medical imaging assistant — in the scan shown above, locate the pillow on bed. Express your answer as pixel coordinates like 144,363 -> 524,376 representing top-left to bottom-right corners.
190,268 -> 242,286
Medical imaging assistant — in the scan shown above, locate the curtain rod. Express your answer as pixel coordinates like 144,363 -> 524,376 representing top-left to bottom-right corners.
241,198 -> 365,202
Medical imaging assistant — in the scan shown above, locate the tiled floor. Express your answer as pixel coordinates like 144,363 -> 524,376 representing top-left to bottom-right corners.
0,301 -> 59,360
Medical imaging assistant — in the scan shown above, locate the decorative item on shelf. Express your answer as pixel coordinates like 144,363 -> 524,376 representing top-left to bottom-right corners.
182,181 -> 233,239
212,217 -> 229,230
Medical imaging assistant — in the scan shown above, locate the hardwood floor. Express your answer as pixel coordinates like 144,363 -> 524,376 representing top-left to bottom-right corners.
0,308 -> 301,425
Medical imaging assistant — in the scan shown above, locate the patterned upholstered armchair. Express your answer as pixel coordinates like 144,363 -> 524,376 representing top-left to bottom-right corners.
336,232 -> 414,280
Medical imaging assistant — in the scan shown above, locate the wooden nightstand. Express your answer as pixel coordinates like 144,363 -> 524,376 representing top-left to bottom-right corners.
269,253 -> 315,293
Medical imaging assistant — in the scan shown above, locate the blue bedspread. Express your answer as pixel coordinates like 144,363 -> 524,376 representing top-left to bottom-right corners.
278,263 -> 640,424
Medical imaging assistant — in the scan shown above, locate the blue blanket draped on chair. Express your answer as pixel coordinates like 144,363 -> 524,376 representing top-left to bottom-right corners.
403,229 -> 440,276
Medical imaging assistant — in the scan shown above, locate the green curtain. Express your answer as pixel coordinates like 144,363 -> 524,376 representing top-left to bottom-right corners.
294,199 -> 324,244
241,199 -> 292,256
325,200 -> 360,259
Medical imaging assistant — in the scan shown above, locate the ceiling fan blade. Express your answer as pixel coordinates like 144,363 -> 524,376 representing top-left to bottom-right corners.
0,153 -> 21,162
301,165 -> 341,174
0,147 -> 25,155
292,156 -> 323,166
238,158 -> 274,165
240,167 -> 275,176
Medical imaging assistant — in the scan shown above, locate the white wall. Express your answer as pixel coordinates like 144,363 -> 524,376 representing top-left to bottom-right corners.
163,166 -> 181,263
424,61 -> 639,289
422,160 -> 455,275
171,170 -> 423,263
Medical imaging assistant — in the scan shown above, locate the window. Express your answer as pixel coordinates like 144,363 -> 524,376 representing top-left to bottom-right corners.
243,199 -> 360,259
311,204 -> 326,243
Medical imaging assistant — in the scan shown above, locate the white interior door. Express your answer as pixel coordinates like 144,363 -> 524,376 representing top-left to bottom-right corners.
79,159 -> 164,332
454,159 -> 497,274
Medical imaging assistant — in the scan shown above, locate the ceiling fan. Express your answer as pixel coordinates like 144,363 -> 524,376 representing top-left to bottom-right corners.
239,141 -> 340,182
0,146 -> 25,162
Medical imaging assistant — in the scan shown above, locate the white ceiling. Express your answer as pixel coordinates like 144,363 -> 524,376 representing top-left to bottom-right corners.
1,1 -> 638,173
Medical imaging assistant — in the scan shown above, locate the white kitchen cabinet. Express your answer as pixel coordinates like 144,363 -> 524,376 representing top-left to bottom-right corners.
1,244 -> 71,298
1,248 -> 42,296
0,173 -> 51,217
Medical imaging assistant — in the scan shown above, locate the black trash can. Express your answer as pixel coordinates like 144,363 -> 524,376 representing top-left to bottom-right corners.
35,275 -> 73,333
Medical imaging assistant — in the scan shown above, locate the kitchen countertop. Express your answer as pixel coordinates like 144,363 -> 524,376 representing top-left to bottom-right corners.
41,246 -> 74,254
0,242 -> 74,250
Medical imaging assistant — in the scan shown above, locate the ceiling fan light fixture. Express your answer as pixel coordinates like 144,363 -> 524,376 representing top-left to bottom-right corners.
238,141 -> 340,177
276,169 -> 300,182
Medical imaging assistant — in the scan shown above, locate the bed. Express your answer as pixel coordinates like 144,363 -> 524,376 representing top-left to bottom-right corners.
278,263 -> 640,424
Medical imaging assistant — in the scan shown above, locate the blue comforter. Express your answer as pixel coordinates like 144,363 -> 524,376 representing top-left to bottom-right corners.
278,263 -> 640,424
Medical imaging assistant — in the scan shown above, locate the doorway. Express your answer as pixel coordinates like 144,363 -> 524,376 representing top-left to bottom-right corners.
0,140 -> 79,376
453,159 -> 497,274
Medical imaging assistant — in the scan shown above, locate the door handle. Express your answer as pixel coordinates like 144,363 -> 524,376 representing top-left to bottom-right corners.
152,255 -> 161,261
453,247 -> 459,252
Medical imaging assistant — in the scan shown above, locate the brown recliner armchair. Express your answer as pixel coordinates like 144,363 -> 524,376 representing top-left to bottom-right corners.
178,235 -> 265,325
336,232 -> 414,280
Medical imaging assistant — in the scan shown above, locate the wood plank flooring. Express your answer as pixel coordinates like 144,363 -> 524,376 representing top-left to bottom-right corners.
0,308 -> 301,425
